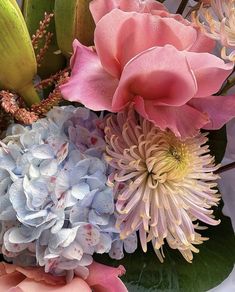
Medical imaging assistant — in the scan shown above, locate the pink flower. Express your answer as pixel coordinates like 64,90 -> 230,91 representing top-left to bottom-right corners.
0,262 -> 127,292
60,0 -> 235,137
90,0 -> 167,23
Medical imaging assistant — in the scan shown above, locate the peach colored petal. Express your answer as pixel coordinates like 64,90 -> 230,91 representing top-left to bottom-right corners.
0,273 -> 25,291
60,40 -> 118,110
16,278 -> 91,292
111,45 -> 197,111
8,288 -> 23,292
94,9 -> 197,76
0,262 -> 65,286
87,262 -> 127,292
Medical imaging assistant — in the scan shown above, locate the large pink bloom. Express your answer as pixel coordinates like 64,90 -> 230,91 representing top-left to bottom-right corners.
90,0 -> 167,23
0,262 -> 127,292
60,1 -> 235,137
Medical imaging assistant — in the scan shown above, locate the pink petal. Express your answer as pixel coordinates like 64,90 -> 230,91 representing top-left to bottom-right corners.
8,288 -> 23,292
185,51 -> 234,97
94,9 -> 198,76
17,278 -> 91,292
90,0 -> 120,23
0,262 -> 65,286
135,96 -> 209,138
190,27 -> 215,53
189,95 -> 235,130
151,11 -> 215,53
87,262 -> 127,292
0,273 -> 25,291
60,40 -> 118,111
119,0 -> 167,13
90,0 -> 167,23
112,45 -> 197,111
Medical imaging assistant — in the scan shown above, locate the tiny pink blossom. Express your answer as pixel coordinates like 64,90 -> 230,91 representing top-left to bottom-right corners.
60,0 -> 235,138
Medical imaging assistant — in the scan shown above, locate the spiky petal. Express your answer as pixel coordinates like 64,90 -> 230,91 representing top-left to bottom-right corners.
105,108 -> 220,262
193,0 -> 235,61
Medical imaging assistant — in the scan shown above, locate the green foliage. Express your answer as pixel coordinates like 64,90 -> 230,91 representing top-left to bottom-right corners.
207,125 -> 227,164
95,212 -> 235,292
54,0 -> 95,57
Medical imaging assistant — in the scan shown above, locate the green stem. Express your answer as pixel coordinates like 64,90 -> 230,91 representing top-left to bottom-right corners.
219,76 -> 235,95
176,0 -> 189,14
216,162 -> 235,174
18,82 -> 41,107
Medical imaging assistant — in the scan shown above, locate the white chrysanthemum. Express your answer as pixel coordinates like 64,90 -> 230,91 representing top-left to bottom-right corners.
105,108 -> 220,263
193,0 -> 235,61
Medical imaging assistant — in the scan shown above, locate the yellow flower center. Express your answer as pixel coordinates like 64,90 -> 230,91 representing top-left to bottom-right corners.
145,131 -> 191,186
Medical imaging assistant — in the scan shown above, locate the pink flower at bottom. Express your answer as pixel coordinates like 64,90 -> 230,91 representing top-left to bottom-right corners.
0,262 -> 127,292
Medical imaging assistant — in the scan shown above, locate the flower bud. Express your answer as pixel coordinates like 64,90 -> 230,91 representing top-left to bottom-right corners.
0,0 -> 40,106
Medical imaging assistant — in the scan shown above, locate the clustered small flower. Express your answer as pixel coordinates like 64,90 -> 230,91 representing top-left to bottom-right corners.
0,0 -> 232,281
0,106 -> 137,279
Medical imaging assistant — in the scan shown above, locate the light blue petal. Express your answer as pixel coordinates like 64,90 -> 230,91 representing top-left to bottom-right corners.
32,144 -> 55,159
92,188 -> 114,214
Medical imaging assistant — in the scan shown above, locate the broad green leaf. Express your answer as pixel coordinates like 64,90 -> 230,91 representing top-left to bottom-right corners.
54,0 -> 95,57
95,211 -> 235,292
207,126 -> 227,164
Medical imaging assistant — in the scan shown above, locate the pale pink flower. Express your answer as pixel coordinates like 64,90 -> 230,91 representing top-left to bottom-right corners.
90,0 -> 167,23
193,0 -> 235,61
0,262 -> 127,292
105,108 -> 220,262
60,1 -> 235,138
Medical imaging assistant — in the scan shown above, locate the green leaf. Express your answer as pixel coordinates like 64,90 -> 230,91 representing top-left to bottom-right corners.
207,125 -> 227,164
95,212 -> 235,292
54,0 -> 95,57
23,0 -> 66,78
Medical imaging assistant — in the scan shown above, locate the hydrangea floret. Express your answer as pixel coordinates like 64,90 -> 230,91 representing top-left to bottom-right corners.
0,106 -> 137,279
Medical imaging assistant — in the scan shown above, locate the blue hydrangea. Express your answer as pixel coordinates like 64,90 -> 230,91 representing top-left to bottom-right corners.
0,106 -> 137,278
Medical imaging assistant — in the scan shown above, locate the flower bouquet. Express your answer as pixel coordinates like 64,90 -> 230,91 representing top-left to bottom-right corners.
0,0 -> 235,291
